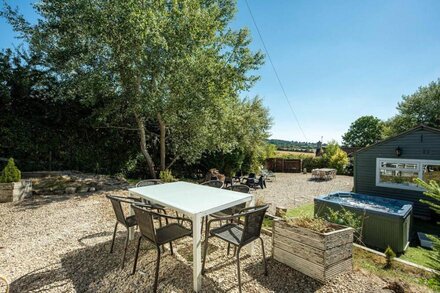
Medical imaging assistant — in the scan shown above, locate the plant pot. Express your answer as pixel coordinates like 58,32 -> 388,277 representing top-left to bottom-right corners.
0,180 -> 32,203
272,219 -> 354,282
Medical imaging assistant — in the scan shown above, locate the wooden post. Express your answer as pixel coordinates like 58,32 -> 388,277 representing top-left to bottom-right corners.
275,206 -> 287,218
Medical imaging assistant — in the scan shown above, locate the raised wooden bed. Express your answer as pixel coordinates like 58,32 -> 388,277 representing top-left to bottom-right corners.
0,180 -> 32,203
272,219 -> 354,282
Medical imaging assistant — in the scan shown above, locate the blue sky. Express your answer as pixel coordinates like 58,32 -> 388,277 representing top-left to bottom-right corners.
2,1 -> 440,143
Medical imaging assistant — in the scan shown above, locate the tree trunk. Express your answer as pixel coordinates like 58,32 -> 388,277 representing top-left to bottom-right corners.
134,112 -> 156,178
157,113 -> 166,171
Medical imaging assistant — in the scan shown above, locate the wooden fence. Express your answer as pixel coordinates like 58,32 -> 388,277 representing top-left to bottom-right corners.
265,158 -> 302,173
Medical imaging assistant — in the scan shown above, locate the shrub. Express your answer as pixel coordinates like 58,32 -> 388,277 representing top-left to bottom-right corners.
414,178 -> 440,286
324,208 -> 364,243
322,141 -> 349,173
0,158 -> 21,183
384,245 -> 396,268
159,169 -> 175,183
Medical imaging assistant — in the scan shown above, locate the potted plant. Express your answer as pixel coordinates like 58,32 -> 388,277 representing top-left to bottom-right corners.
272,216 -> 354,282
0,158 -> 32,202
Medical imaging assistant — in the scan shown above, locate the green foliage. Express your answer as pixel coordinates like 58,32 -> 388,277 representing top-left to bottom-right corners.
0,49 -> 139,173
159,169 -> 175,183
302,156 -> 325,172
322,141 -> 349,173
2,1 -> 270,177
265,144 -> 277,159
0,158 -> 21,183
384,79 -> 440,136
415,178 -> 440,215
414,178 -> 440,285
324,207 -> 364,242
342,116 -> 384,147
287,216 -> 335,233
384,246 -> 396,268
267,139 -> 316,152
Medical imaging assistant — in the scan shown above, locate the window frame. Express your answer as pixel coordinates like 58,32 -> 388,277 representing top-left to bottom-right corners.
376,158 -> 440,191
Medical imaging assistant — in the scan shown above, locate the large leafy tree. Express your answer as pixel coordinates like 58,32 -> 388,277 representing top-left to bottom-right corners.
385,79 -> 440,136
3,0 -> 264,178
342,116 -> 384,147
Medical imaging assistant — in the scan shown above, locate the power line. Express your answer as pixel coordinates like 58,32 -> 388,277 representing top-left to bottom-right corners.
244,0 -> 308,141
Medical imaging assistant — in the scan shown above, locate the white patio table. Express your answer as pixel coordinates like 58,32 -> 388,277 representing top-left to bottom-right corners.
128,181 -> 254,292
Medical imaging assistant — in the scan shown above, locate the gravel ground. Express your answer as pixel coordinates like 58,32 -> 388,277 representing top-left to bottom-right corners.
254,173 -> 354,214
0,186 -> 427,292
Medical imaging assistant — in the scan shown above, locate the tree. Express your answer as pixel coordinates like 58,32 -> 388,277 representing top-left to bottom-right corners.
385,79 -> 440,136
3,0 -> 264,178
342,116 -> 384,147
414,178 -> 440,287
323,140 -> 349,174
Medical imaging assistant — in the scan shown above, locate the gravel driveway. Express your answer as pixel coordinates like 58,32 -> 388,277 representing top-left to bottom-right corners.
0,187 -> 424,292
254,173 -> 354,214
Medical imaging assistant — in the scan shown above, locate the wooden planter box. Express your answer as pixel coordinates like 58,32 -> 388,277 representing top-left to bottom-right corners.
272,219 -> 354,282
0,180 -> 32,203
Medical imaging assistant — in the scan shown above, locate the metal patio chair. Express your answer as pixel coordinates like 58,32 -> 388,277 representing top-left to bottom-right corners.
106,195 -> 148,268
201,180 -> 224,188
131,203 -> 192,293
136,179 -> 163,187
202,205 -> 269,293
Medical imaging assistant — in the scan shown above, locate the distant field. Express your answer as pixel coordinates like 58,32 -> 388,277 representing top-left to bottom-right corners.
275,150 -> 315,157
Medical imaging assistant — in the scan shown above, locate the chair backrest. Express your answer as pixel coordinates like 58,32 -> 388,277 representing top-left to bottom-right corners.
240,205 -> 269,244
227,184 -> 250,194
201,180 -> 224,188
136,179 -> 163,187
132,204 -> 157,244
248,173 -> 256,178
106,195 -> 128,225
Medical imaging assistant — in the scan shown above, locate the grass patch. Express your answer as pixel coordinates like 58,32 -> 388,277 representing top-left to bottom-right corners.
354,246 -> 437,291
399,246 -> 433,268
286,203 -> 314,218
397,218 -> 439,268
262,216 -> 273,229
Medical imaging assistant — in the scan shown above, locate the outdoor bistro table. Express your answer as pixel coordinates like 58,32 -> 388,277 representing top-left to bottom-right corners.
128,181 -> 254,292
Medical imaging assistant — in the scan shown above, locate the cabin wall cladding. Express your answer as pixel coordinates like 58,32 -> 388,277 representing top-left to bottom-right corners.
265,158 -> 302,173
272,220 -> 354,282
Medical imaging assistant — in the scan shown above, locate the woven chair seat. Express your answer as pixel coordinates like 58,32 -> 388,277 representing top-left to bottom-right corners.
125,215 -> 137,227
210,223 -> 243,246
156,223 -> 192,245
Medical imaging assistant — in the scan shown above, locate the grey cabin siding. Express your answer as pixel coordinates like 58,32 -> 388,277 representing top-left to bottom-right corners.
354,127 -> 440,219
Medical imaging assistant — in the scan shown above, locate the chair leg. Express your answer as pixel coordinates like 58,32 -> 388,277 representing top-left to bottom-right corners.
259,237 -> 268,276
227,243 -> 231,255
236,246 -> 243,293
153,246 -> 161,293
110,221 -> 118,253
132,236 -> 142,275
121,229 -> 130,269
202,231 -> 210,275
169,241 -> 173,255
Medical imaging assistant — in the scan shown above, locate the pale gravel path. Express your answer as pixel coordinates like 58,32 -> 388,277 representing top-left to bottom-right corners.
253,173 -> 354,214
0,188 -> 426,292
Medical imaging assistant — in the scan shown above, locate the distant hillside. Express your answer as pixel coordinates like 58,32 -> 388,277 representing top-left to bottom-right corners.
267,139 -> 317,152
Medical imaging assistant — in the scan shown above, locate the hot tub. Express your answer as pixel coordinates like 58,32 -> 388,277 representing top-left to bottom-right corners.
314,192 -> 413,253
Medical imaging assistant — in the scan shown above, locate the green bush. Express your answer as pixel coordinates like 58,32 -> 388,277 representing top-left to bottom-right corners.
0,158 -> 21,183
159,169 -> 175,183
324,207 -> 364,243
414,178 -> 440,286
384,245 -> 396,268
322,141 -> 349,173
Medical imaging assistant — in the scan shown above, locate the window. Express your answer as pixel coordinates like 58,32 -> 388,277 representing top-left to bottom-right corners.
376,158 -> 440,190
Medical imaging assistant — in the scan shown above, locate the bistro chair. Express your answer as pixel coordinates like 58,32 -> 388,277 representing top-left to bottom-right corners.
202,205 -> 269,293
201,180 -> 224,188
136,179 -> 163,187
106,195 -> 143,268
131,203 -> 193,293
211,185 -> 250,218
